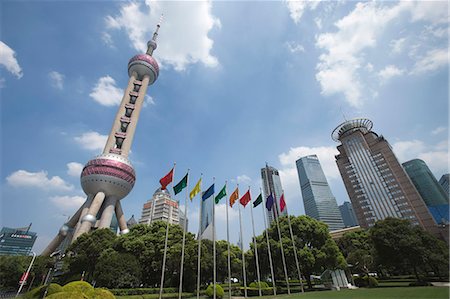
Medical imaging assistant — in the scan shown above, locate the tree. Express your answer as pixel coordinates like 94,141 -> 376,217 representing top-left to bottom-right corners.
0,255 -> 27,290
337,230 -> 374,275
370,217 -> 449,281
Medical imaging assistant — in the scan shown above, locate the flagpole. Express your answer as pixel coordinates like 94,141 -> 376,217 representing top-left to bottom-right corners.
178,170 -> 190,299
261,189 -> 276,296
225,181 -> 231,299
273,194 -> 290,295
212,178 -> 217,299
287,210 -> 304,293
159,163 -> 176,299
237,185 -> 247,298
249,188 -> 262,297
196,174 -> 203,299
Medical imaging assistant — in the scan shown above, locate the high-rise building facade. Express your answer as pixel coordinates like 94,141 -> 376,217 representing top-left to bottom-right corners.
403,159 -> 449,224
339,201 -> 359,228
200,195 -> 214,240
439,174 -> 449,197
296,155 -> 345,231
261,164 -> 287,223
0,226 -> 37,256
332,118 -> 438,236
139,188 -> 181,226
43,22 -> 162,255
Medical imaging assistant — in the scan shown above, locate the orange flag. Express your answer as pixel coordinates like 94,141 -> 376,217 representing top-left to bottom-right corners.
229,187 -> 239,207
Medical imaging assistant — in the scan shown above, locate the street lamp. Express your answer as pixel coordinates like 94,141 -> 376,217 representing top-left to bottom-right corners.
16,251 -> 37,297
42,250 -> 63,298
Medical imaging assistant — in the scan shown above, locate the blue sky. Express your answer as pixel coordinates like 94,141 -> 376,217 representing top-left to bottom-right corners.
1,1 -> 448,253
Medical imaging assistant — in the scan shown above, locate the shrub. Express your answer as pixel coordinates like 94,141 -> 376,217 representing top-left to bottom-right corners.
248,281 -> 269,288
409,281 -> 432,286
88,288 -> 116,299
354,276 -> 368,287
205,284 -> 224,298
62,281 -> 94,295
23,283 -> 63,298
110,287 -> 177,296
46,291 -> 89,299
365,276 -> 378,288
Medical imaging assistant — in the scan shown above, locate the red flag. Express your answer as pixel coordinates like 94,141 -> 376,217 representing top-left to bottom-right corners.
280,193 -> 287,212
240,190 -> 251,207
159,168 -> 174,190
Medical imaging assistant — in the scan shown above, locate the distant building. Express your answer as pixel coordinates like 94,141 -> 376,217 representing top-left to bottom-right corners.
179,210 -> 188,232
439,174 -> 449,197
339,201 -> 359,227
332,118 -> 439,237
296,155 -> 345,231
261,164 -> 287,223
126,215 -> 138,228
403,159 -> 449,224
200,194 -> 214,240
0,225 -> 37,255
139,188 -> 180,226
329,226 -> 362,241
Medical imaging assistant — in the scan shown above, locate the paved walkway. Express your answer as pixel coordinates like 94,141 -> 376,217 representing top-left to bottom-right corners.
432,282 -> 450,287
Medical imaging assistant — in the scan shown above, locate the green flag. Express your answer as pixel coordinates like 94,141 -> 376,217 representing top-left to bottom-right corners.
173,173 -> 188,195
215,184 -> 227,204
253,194 -> 263,208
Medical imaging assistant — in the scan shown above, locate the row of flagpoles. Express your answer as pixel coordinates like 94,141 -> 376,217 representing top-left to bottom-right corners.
156,165 -> 305,299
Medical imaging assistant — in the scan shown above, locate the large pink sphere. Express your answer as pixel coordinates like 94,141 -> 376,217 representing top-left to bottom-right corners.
80,154 -> 136,200
128,54 -> 159,83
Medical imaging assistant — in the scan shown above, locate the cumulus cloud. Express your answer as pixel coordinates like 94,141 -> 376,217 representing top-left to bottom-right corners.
105,1 -> 220,71
237,175 -> 252,186
215,203 -> 238,222
378,65 -> 405,82
66,162 -> 84,177
6,170 -> 74,191
284,0 -> 320,24
89,76 -> 124,106
390,37 -> 406,54
74,131 -> 107,151
49,71 -> 64,90
410,48 -> 448,75
392,139 -> 448,176
431,126 -> 446,135
50,195 -> 85,212
0,41 -> 23,78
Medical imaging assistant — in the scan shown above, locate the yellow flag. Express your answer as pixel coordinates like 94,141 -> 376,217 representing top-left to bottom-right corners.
229,187 -> 239,207
190,178 -> 202,200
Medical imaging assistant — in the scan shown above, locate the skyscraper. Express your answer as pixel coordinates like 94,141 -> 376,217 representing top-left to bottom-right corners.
0,225 -> 37,256
403,159 -> 449,224
200,195 -> 214,240
139,188 -> 181,226
332,118 -> 439,236
42,22 -> 162,255
296,155 -> 345,231
261,164 -> 287,223
439,174 -> 450,197
339,201 -> 359,228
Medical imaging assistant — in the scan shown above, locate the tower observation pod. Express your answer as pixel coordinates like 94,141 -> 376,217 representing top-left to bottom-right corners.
42,22 -> 162,256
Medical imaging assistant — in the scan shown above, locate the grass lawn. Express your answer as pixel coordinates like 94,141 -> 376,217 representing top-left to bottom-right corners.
117,287 -> 449,299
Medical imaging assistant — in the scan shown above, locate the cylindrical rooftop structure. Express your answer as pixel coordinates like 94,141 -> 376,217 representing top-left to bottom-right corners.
332,118 -> 373,142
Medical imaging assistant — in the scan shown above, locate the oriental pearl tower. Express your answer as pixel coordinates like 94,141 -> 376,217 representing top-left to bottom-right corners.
42,22 -> 162,255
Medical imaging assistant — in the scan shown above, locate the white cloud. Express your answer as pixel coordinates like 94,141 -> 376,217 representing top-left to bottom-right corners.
215,203 -> 238,223
286,41 -> 305,53
237,175 -> 252,186
49,71 -> 64,90
143,95 -> 155,108
89,76 -> 124,106
390,37 -> 406,54
405,1 -> 449,24
74,131 -> 107,151
50,195 -> 85,212
6,170 -> 74,191
410,48 -> 448,75
314,17 -> 322,29
284,0 -> 320,24
378,65 -> 405,82
431,126 -> 446,135
101,32 -> 114,48
0,41 -> 23,78
392,139 -> 448,176
106,1 -> 220,71
66,162 -> 84,177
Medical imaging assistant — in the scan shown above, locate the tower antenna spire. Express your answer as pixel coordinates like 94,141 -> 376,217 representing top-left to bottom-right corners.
147,14 -> 163,56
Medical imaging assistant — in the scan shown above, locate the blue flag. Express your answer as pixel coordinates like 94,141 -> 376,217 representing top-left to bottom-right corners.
266,194 -> 274,211
202,183 -> 215,201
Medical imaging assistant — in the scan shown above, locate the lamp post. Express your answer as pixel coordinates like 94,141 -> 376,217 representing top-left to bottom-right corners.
42,250 -> 63,298
16,251 -> 36,297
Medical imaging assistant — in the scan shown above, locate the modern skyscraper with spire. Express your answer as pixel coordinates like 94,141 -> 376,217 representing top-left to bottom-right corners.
296,155 -> 345,231
332,118 -> 439,237
42,22 -> 162,255
261,164 -> 287,223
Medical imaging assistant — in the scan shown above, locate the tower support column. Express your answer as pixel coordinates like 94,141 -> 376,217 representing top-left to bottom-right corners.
72,192 -> 106,240
115,201 -> 129,234
98,197 -> 117,228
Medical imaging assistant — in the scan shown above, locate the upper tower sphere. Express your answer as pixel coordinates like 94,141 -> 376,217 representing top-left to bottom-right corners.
128,54 -> 159,83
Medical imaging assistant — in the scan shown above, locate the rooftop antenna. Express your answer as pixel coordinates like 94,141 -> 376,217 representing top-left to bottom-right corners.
147,14 -> 164,56
340,106 -> 348,121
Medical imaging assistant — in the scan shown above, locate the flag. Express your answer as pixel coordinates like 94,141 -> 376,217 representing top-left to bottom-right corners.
173,173 -> 188,195
229,187 -> 239,207
190,178 -> 202,200
253,194 -> 263,208
266,194 -> 274,211
159,168 -> 174,190
240,190 -> 251,207
215,184 -> 226,204
280,193 -> 286,212
202,184 -> 214,201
